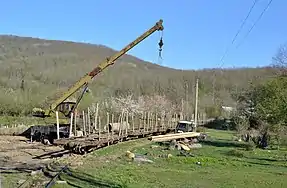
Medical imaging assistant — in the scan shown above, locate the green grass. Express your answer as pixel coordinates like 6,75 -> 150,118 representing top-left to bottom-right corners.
52,129 -> 287,188
0,116 -> 34,126
1,172 -> 46,188
0,115 -> 70,127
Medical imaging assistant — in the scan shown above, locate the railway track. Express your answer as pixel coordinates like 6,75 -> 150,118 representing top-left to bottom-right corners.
18,127 -> 175,187
53,127 -> 175,155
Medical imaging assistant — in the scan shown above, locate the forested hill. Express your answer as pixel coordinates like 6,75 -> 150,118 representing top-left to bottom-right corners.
0,35 -> 279,115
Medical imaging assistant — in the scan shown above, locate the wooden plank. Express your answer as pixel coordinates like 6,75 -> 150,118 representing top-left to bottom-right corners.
150,132 -> 200,142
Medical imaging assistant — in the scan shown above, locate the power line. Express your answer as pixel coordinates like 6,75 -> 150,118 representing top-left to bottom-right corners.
212,0 -> 259,104
219,0 -> 259,67
236,0 -> 274,49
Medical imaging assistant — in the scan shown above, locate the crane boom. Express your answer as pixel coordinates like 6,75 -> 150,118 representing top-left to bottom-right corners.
42,19 -> 164,117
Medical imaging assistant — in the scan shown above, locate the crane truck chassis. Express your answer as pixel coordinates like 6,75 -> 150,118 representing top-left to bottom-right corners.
29,19 -> 164,143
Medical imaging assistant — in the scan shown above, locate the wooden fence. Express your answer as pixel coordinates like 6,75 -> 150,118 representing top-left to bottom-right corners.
55,105 -> 208,140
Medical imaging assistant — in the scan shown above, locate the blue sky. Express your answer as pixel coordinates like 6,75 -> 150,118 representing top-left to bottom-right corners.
1,0 -> 286,70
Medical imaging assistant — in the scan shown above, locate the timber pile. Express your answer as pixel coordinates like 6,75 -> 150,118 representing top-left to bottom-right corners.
149,132 -> 201,142
50,128 -> 175,155
62,138 -> 119,155
149,132 -> 208,152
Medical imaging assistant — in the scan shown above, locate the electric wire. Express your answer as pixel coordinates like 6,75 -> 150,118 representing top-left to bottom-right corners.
219,0 -> 259,67
211,0 -> 259,104
235,0 -> 274,49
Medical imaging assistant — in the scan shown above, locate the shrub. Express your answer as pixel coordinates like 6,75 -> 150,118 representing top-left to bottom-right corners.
245,141 -> 256,151
226,149 -> 244,158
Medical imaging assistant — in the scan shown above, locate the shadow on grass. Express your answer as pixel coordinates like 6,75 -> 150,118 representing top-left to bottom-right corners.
201,139 -> 247,148
244,156 -> 287,167
225,149 -> 245,158
0,163 -> 43,174
157,141 -> 170,147
59,168 -> 126,188
244,160 -> 287,168
249,157 -> 286,162
33,149 -> 69,159
0,168 -> 31,174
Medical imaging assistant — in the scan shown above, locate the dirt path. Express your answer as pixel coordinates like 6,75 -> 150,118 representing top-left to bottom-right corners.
0,136 -> 63,173
0,136 -> 150,187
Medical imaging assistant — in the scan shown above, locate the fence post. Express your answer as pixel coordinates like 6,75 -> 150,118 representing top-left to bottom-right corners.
111,113 -> 114,140
132,113 -> 135,133
74,111 -> 77,136
88,107 -> 91,135
56,111 -> 60,139
107,112 -> 110,146
98,115 -> 101,141
82,111 -> 86,136
69,112 -> 73,137
125,112 -> 128,135
94,103 -> 99,131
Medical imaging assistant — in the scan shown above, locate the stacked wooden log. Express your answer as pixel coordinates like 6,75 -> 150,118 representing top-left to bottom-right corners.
149,132 -> 201,142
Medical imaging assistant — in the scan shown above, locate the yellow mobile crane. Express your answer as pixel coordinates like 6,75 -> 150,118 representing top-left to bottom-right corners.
32,19 -> 164,122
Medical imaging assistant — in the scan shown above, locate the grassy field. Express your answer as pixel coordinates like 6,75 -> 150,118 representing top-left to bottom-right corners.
0,115 -> 72,128
51,129 -> 287,188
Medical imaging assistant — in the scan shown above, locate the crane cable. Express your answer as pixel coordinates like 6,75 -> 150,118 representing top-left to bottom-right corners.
157,30 -> 164,65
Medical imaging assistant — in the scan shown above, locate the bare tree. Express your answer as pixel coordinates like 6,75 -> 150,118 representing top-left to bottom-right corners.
272,43 -> 287,75
141,95 -> 176,116
107,95 -> 176,116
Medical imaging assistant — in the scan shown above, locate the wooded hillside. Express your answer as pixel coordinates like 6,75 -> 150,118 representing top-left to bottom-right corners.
0,35 -> 279,116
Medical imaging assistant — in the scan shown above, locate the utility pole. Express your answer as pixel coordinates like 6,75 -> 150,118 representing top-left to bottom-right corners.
194,78 -> 199,130
181,98 -> 184,120
185,82 -> 188,120
212,75 -> 215,105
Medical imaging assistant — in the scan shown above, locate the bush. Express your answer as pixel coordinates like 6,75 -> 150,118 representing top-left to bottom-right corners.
245,142 -> 256,151
226,149 -> 244,158
205,106 -> 222,118
203,118 -> 236,130
196,126 -> 206,133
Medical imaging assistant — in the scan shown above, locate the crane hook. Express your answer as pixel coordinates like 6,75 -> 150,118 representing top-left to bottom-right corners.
158,37 -> 163,59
